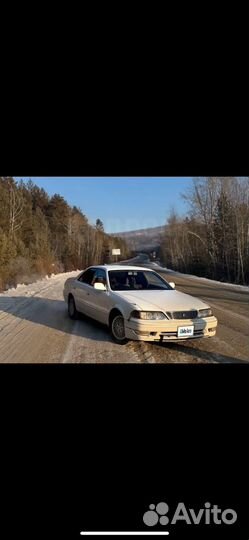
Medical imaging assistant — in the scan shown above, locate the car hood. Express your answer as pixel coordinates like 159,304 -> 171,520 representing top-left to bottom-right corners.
114,290 -> 210,312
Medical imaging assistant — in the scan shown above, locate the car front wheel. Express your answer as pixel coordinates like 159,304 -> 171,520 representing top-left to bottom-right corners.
110,313 -> 128,345
68,295 -> 78,320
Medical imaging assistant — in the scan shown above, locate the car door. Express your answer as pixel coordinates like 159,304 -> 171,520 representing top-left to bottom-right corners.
73,268 -> 96,316
86,268 -> 113,324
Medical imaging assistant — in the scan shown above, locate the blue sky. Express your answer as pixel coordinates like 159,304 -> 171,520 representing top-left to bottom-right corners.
15,177 -> 193,233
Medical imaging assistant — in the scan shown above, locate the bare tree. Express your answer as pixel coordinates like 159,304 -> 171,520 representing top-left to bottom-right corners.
7,178 -> 24,239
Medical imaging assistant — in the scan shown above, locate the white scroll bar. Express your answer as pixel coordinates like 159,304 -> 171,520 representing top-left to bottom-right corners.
80,532 -> 169,536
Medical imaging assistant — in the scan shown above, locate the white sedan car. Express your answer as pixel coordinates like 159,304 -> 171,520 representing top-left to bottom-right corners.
63,265 -> 218,344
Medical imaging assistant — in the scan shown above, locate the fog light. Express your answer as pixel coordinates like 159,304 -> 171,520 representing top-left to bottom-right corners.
208,327 -> 216,332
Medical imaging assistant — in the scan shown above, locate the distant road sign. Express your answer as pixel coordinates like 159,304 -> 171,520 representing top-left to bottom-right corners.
112,249 -> 121,256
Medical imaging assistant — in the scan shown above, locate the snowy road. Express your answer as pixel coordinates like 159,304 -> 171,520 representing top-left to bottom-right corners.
0,273 -> 141,363
0,269 -> 248,363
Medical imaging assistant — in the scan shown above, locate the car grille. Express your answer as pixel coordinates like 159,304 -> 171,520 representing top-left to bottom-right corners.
166,310 -> 198,320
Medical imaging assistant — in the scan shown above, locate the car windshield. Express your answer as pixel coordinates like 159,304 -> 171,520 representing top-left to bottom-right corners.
108,270 -> 172,291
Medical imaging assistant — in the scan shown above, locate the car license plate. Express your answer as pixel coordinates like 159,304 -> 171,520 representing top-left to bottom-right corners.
177,326 -> 194,338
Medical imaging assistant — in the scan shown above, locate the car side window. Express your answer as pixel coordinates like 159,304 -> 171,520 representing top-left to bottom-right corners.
78,269 -> 96,285
92,269 -> 107,287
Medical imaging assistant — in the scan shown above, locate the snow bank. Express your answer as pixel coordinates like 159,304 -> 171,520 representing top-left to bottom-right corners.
0,270 -> 80,297
162,267 -> 249,291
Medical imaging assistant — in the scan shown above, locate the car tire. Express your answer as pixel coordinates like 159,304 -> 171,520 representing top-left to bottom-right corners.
110,312 -> 128,345
68,295 -> 78,320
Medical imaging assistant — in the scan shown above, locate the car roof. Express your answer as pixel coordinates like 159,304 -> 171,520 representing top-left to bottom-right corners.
87,265 -> 153,272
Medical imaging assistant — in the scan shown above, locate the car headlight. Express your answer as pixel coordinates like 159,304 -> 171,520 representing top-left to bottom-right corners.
130,311 -> 166,320
198,308 -> 213,318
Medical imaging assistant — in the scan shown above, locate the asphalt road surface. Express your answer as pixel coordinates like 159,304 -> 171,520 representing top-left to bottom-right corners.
0,260 -> 248,363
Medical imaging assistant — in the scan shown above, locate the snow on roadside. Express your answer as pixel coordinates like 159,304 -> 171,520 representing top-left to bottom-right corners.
161,267 -> 249,291
0,271 -> 80,298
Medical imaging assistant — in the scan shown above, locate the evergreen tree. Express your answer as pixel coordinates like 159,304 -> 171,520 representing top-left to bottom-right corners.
96,218 -> 104,232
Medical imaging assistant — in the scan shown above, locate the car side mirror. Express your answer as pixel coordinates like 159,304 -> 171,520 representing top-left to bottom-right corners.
169,282 -> 176,289
94,282 -> 107,291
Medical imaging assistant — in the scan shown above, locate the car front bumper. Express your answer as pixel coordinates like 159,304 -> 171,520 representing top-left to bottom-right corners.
125,316 -> 218,342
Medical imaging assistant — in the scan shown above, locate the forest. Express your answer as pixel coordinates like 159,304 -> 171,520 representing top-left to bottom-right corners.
0,177 -> 130,291
160,177 -> 249,285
